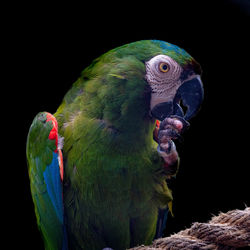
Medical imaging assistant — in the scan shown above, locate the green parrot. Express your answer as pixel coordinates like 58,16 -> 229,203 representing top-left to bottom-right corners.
26,40 -> 203,250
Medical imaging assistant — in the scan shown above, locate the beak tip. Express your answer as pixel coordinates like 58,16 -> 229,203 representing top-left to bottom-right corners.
175,76 -> 204,120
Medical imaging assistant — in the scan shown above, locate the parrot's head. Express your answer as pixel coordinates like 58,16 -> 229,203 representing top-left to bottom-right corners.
81,40 -> 203,133
143,40 -> 203,121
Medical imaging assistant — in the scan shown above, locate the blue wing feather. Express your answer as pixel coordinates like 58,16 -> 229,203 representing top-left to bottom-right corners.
154,207 -> 169,239
43,152 -> 64,224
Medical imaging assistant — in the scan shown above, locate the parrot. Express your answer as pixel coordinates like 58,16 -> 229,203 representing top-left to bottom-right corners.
26,40 -> 203,250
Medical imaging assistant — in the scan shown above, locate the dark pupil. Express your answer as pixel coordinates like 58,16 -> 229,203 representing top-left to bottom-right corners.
162,64 -> 168,70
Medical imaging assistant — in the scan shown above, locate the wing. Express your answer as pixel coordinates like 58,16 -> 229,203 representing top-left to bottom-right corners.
154,207 -> 169,239
155,200 -> 174,239
26,112 -> 68,250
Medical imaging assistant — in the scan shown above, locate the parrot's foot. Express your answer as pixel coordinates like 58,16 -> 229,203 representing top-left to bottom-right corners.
157,116 -> 189,175
158,115 -> 189,140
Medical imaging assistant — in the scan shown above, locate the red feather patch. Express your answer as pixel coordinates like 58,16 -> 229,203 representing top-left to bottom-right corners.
46,113 -> 58,153
45,112 -> 64,181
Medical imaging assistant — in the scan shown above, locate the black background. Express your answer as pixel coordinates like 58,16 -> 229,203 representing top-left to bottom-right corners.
7,0 -> 249,249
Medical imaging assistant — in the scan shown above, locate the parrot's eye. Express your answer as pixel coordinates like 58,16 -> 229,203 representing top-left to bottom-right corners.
159,62 -> 170,73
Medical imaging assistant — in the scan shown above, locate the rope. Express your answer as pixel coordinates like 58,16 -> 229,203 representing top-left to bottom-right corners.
130,207 -> 250,249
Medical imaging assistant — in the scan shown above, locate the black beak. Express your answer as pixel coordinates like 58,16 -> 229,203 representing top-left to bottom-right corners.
151,76 -> 204,121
